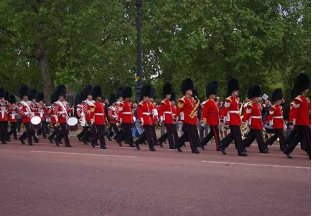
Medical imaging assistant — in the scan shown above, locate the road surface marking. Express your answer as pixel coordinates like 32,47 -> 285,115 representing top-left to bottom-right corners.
201,160 -> 311,170
32,151 -> 138,159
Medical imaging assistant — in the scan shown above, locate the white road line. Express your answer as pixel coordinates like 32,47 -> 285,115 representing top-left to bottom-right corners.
32,151 -> 138,159
201,160 -> 311,170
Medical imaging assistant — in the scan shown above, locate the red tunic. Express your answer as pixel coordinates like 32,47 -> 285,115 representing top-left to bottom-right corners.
150,102 -> 158,125
159,99 -> 174,124
202,99 -> 220,126
91,102 -> 106,125
0,99 -> 9,122
176,96 -> 198,125
288,102 -> 294,125
53,100 -> 71,123
118,101 -> 134,124
137,100 -> 153,125
221,96 -> 241,126
293,95 -> 311,126
8,104 -> 18,123
243,102 -> 263,130
81,100 -> 95,122
18,101 -> 35,123
35,102 -> 48,121
267,105 -> 284,129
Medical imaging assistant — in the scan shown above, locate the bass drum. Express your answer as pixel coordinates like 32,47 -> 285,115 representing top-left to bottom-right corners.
67,117 -> 79,131
31,116 -> 42,130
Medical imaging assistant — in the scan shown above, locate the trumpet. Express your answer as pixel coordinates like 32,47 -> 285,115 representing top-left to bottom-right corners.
190,96 -> 200,119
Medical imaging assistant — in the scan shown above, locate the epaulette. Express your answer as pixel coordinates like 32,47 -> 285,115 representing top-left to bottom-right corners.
179,96 -> 185,103
225,96 -> 232,102
161,99 -> 166,105
295,95 -> 302,102
138,101 -> 144,106
271,105 -> 276,110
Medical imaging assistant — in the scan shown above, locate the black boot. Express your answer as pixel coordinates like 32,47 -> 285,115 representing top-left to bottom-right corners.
219,143 -> 227,155
54,139 -> 60,147
19,137 -> 25,145
238,151 -> 248,156
135,142 -> 140,150
192,149 -> 200,154
149,147 -> 156,151
48,136 -> 54,143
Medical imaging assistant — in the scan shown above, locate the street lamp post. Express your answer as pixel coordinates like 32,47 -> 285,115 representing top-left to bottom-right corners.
136,0 -> 143,101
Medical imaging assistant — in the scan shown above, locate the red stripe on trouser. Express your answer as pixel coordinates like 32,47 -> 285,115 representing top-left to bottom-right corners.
212,126 -> 219,149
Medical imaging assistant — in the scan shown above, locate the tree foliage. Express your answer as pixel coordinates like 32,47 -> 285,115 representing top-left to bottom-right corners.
0,0 -> 310,103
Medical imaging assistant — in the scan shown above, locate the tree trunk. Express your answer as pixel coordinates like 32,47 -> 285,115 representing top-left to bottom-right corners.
223,37 -> 234,81
36,39 -> 53,105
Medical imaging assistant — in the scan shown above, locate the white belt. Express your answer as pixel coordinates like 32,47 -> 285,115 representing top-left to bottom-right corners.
229,111 -> 239,114
122,112 -> 132,115
273,116 -> 283,119
94,113 -> 105,116
143,112 -> 151,115
250,116 -> 262,119
164,111 -> 172,114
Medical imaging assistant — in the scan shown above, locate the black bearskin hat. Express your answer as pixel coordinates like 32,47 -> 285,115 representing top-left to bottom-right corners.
19,85 -> 29,98
206,81 -> 219,97
36,93 -> 44,102
83,85 -> 93,97
0,88 -> 5,98
116,87 -> 124,98
122,86 -> 132,98
151,87 -> 156,98
162,83 -> 172,97
271,88 -> 283,103
75,92 -> 84,106
109,94 -> 117,105
247,85 -> 261,99
193,89 -> 198,98
293,73 -> 310,96
181,78 -> 194,95
140,84 -> 152,97
9,95 -> 16,103
92,86 -> 103,99
5,91 -> 9,100
227,78 -> 239,96
50,92 -> 57,104
29,89 -> 37,100
170,92 -> 176,102
56,85 -> 67,98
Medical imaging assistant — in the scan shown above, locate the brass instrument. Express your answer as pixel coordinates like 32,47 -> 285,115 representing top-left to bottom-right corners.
190,96 -> 200,119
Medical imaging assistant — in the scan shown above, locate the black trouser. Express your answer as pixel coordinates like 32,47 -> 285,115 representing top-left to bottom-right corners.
37,121 -> 47,138
4,121 -> 9,141
0,121 -> 7,143
241,129 -> 267,152
266,129 -> 286,151
118,123 -> 133,146
152,124 -> 158,145
8,122 -> 17,139
110,123 -> 120,139
77,129 -> 84,140
201,125 -> 220,150
81,125 -> 91,142
221,125 -> 245,154
284,125 -> 311,158
92,125 -> 106,148
135,125 -> 154,150
20,123 -> 33,145
177,123 -> 200,152
49,124 -> 60,140
55,123 -> 70,146
158,124 -> 179,149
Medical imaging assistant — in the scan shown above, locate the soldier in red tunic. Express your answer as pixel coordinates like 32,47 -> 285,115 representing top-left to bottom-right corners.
158,83 -> 179,149
18,86 -> 34,145
265,89 -> 286,151
200,81 -> 220,151
284,73 -> 310,159
241,85 -> 268,153
48,92 -> 60,143
36,93 -> 48,139
117,87 -> 135,147
149,87 -> 161,147
134,84 -> 155,151
80,85 -> 94,145
0,88 -> 9,144
90,86 -> 107,149
219,78 -> 247,156
175,78 -> 200,154
108,88 -> 123,146
8,95 -> 18,140
53,85 -> 71,147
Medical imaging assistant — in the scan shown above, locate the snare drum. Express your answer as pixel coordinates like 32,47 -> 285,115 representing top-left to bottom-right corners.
67,117 -> 79,131
31,116 -> 42,130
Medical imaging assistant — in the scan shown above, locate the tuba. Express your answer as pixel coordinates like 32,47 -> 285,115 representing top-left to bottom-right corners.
190,96 -> 200,119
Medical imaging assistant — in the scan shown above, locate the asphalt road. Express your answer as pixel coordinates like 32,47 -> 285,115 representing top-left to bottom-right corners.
0,138 -> 310,216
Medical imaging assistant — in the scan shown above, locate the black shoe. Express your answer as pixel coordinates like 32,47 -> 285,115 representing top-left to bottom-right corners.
192,149 -> 200,154
159,142 -> 163,148
238,152 -> 248,156
260,149 -> 269,154
91,142 -> 95,148
284,152 -> 293,159
169,147 -> 176,149
200,143 -> 205,150
77,135 -> 82,142
149,147 -> 156,151
177,146 -> 183,152
129,144 -> 135,148
29,143 -> 33,146
107,136 -> 112,141
82,139 -> 88,145
117,140 -> 122,147
65,144 -> 72,147
34,138 -> 39,143
100,146 -> 107,149
219,147 -> 227,155
2,141 -> 7,144
54,139 -> 60,147
14,136 -> 18,140
19,137 -> 25,145
135,143 -> 140,150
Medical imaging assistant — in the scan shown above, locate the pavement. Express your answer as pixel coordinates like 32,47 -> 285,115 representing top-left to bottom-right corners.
0,136 -> 310,216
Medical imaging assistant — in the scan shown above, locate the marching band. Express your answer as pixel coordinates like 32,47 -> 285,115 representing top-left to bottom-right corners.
0,73 -> 310,159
